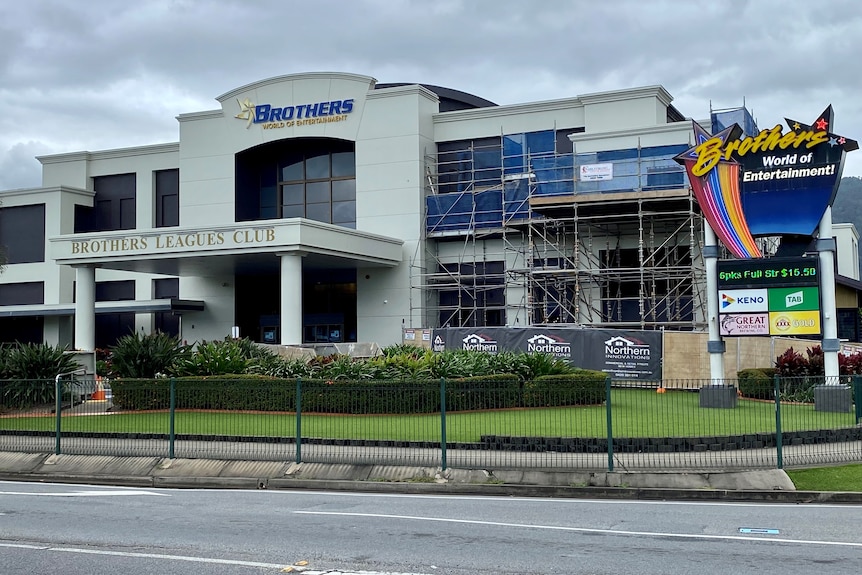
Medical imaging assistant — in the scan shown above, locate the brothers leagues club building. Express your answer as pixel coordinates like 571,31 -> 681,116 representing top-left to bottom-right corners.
1,72 -> 860,355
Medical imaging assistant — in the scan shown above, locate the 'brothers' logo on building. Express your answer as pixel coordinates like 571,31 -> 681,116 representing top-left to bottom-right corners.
526,333 -> 571,359
235,97 -> 353,130
462,333 -> 498,353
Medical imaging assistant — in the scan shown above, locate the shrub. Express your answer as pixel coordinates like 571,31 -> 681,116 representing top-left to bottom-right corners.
249,355 -> 318,378
110,378 -> 171,411
839,350 -> 862,375
312,354 -> 377,380
3,343 -> 80,380
806,345 -> 824,376
446,374 -> 521,411
514,352 -> 577,380
300,378 -> 440,414
110,332 -> 188,378
0,343 -> 10,379
365,351 -> 435,380
775,347 -> 808,377
111,375 -> 292,412
0,343 -> 81,409
172,339 -> 250,376
524,370 -> 608,407
737,368 -> 774,400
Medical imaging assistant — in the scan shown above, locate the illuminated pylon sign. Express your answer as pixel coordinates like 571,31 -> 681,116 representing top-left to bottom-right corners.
674,106 -> 858,259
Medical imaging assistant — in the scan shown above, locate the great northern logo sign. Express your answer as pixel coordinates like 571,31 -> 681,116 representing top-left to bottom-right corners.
234,97 -> 353,129
675,106 -> 858,258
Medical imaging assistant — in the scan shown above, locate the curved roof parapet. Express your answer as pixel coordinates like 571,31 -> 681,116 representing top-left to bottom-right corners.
218,72 -> 377,103
375,83 -> 497,111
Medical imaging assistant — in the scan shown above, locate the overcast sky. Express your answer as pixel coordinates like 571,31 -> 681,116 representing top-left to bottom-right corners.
1,0 -> 860,190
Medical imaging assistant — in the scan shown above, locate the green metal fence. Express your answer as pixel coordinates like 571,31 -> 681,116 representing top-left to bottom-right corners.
1,376 -> 860,471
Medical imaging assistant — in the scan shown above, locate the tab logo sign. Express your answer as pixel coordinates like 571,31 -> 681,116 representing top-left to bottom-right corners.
235,97 -> 354,129
786,291 -> 803,307
719,289 -> 768,313
767,286 -> 819,312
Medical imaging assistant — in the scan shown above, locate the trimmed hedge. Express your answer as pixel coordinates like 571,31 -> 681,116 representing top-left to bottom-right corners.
523,370 -> 608,407
110,373 -> 599,414
445,374 -> 521,411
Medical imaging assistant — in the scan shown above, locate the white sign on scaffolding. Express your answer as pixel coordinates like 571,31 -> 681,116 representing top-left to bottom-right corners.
579,163 -> 614,181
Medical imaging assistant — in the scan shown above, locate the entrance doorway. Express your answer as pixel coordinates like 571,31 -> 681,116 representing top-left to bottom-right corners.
235,269 -> 357,344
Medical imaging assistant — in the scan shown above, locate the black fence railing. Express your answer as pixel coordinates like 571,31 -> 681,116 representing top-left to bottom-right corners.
1,376 -> 860,472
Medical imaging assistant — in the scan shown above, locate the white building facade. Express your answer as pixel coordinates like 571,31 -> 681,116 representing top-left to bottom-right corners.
3,72 -> 855,350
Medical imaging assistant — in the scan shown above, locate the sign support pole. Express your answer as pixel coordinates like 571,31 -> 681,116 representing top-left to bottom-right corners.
704,225 -> 726,383
702,224 -> 735,408
817,206 -> 840,380
813,206 -> 852,412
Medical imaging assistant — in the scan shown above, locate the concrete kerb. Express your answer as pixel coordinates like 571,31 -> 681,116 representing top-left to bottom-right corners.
1,451 -> 861,503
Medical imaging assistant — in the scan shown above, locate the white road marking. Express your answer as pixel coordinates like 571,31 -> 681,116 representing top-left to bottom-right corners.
0,542 -> 432,574
295,511 -> 862,549
0,489 -> 169,497
181,488 -> 861,509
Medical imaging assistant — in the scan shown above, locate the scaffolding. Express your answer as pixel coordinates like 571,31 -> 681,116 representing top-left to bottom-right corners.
412,130 -> 712,331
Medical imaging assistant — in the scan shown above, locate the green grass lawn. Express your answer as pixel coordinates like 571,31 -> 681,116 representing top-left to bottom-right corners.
786,464 -> 862,492
1,389 -> 855,443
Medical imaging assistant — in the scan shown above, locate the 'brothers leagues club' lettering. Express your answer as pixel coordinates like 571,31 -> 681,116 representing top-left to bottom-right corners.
70,228 -> 276,255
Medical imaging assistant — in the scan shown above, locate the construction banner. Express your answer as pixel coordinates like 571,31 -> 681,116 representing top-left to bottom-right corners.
431,327 -> 662,380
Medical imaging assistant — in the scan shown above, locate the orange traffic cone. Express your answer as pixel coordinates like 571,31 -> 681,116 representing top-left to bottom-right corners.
92,378 -> 106,401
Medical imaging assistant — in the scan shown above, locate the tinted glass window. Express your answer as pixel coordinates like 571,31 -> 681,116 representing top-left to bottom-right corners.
305,181 -> 330,204
305,154 -> 330,179
155,169 -> 179,227
76,173 -> 136,232
331,179 -> 355,202
235,139 -> 356,228
0,204 -> 45,263
0,281 -> 44,305
331,152 -> 355,177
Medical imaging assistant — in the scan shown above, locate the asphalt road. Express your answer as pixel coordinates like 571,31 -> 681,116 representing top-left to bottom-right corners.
1,480 -> 861,574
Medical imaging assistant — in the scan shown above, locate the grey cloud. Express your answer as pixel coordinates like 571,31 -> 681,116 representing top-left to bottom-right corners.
1,0 -> 860,180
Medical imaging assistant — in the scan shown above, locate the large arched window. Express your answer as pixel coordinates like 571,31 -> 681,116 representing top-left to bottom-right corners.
236,138 -> 356,228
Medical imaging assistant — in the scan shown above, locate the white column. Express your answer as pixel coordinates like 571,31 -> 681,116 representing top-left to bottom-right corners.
818,207 -> 840,381
279,253 -> 303,345
74,265 -> 96,352
704,225 -> 725,383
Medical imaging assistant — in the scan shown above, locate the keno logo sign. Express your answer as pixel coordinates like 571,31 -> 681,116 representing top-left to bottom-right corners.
719,289 -> 768,313
526,334 -> 571,358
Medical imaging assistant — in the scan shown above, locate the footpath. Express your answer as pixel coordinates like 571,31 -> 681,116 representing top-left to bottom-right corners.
1,450 -> 861,503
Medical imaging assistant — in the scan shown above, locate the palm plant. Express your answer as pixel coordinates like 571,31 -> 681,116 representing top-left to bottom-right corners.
110,331 -> 188,378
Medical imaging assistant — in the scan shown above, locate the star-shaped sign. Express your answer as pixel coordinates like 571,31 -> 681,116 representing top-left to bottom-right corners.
674,122 -> 742,166
786,105 -> 859,152
235,98 -> 256,129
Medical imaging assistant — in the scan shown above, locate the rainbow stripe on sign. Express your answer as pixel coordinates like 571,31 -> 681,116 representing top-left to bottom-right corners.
676,122 -> 761,258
